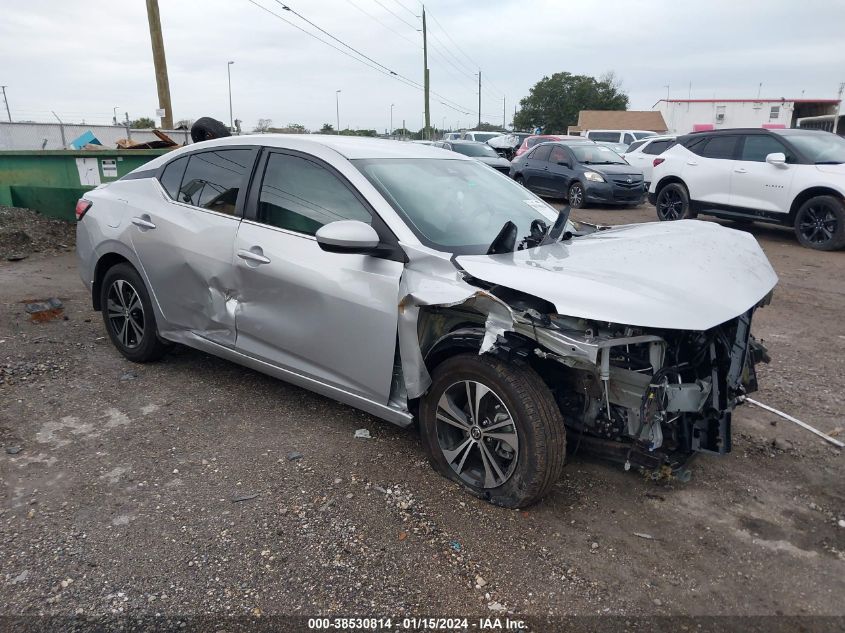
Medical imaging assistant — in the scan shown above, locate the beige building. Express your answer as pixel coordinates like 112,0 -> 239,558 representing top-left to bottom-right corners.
567,110 -> 668,135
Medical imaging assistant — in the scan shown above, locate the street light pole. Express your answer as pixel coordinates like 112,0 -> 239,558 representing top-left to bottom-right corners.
390,103 -> 394,138
113,106 -> 119,126
336,89 -> 341,134
227,61 -> 235,132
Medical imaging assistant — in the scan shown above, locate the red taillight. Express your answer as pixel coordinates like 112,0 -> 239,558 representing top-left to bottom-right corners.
653,158 -> 665,167
75,199 -> 92,221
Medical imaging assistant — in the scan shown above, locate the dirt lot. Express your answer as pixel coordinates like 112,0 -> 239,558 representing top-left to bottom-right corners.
1,204 -> 844,629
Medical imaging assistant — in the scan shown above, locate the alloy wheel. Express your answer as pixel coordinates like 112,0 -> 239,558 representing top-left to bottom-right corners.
798,204 -> 837,245
657,188 -> 683,220
569,184 -> 583,207
106,279 -> 145,349
434,380 -> 519,489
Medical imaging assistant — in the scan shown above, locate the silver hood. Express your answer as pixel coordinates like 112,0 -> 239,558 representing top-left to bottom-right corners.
455,220 -> 778,331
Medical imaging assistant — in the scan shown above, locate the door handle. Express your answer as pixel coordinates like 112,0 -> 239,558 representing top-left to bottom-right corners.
237,248 -> 271,265
734,168 -> 747,174
686,161 -> 698,166
131,216 -> 156,229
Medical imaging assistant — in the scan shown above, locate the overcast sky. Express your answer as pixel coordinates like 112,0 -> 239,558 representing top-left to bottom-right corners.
2,0 -> 843,132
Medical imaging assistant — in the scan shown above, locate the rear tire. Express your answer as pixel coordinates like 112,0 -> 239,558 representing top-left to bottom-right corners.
515,174 -> 526,186
655,182 -> 695,220
100,263 -> 169,363
793,195 -> 845,251
419,353 -> 566,508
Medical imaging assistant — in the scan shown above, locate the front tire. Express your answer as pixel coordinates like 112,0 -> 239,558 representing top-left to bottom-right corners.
793,195 -> 845,251
655,182 -> 694,220
100,263 -> 169,363
568,182 -> 585,209
420,353 -> 566,508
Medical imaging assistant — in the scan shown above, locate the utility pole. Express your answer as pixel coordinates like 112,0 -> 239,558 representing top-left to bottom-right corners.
335,89 -> 341,134
502,96 -> 506,130
145,0 -> 174,129
227,61 -> 235,131
477,71 -> 481,128
422,6 -> 430,140
390,103 -> 394,138
0,86 -> 11,122
834,82 -> 844,135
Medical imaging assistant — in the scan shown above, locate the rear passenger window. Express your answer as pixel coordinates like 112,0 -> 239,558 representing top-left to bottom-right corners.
178,149 -> 255,215
697,136 -> 739,159
158,156 -> 188,200
531,145 -> 552,162
626,140 -> 646,153
257,153 -> 372,236
643,140 -> 671,155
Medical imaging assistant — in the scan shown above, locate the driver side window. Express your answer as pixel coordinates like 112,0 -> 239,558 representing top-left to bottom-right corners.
549,146 -> 569,164
257,153 -> 372,236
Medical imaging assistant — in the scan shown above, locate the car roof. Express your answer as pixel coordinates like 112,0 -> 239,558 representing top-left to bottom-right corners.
588,129 -> 656,134
178,133 -> 462,160
448,139 -> 489,145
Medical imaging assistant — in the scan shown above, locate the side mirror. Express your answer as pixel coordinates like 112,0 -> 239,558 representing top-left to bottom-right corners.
765,152 -> 787,166
315,220 -> 380,254
557,161 -> 570,167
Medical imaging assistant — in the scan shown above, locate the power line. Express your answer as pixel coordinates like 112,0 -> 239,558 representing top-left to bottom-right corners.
344,0 -> 419,47
390,0 -> 419,19
245,0 -> 474,115
370,0 -> 418,30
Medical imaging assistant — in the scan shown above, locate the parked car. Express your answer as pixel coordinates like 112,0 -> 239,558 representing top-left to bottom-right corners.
432,139 -> 511,174
461,130 -> 506,143
594,141 -> 630,155
585,130 -> 659,146
648,128 -> 845,251
514,135 -> 585,158
487,133 -> 533,160
77,134 -> 776,508
622,135 -> 676,187
510,141 -> 646,207
442,132 -> 461,141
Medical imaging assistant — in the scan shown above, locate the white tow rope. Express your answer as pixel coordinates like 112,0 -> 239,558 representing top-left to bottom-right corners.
743,397 -> 844,449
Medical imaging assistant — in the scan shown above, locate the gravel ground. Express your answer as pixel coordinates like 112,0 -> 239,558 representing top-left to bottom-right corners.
0,206 -> 76,262
1,205 -> 844,629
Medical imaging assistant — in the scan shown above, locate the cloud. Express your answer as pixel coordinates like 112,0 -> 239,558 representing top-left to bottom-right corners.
1,0 -> 842,131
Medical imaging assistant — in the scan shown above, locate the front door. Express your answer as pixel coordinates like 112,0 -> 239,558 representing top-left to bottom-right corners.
233,149 -> 403,403
523,144 -> 552,193
130,147 -> 257,346
730,134 -> 796,214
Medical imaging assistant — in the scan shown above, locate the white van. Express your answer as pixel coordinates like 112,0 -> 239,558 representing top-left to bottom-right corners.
585,130 -> 659,146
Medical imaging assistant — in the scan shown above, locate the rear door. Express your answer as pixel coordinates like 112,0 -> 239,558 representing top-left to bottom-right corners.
545,145 -> 576,196
130,147 -> 257,346
233,149 -> 404,403
682,135 -> 739,206
522,144 -> 552,193
730,134 -> 796,214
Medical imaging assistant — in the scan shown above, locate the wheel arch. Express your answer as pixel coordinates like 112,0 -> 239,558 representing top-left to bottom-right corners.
92,253 -> 135,311
654,175 -> 688,196
788,187 -> 845,226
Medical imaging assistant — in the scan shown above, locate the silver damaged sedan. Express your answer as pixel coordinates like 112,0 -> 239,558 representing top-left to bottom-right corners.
76,135 -> 778,507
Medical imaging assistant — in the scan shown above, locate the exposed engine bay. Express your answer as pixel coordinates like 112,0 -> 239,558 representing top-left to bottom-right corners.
414,290 -> 771,478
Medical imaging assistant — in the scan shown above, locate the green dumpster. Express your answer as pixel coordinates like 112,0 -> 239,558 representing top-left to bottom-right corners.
0,149 -> 170,221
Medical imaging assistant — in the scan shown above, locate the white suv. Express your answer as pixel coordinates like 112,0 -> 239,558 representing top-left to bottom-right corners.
648,129 -> 845,250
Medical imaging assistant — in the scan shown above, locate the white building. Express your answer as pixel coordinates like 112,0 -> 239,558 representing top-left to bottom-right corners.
654,98 -> 840,135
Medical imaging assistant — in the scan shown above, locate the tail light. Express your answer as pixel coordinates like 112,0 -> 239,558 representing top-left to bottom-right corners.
653,158 -> 665,167
75,199 -> 92,221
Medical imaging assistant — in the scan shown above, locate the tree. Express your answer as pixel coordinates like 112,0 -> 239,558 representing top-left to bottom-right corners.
130,117 -> 156,129
253,118 -> 273,133
319,123 -> 335,134
512,72 -> 628,134
472,122 -> 501,131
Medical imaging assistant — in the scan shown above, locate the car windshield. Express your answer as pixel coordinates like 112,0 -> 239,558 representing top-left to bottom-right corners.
353,158 -> 563,254
785,132 -> 845,164
450,143 -> 499,158
470,132 -> 501,143
569,144 -> 626,164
